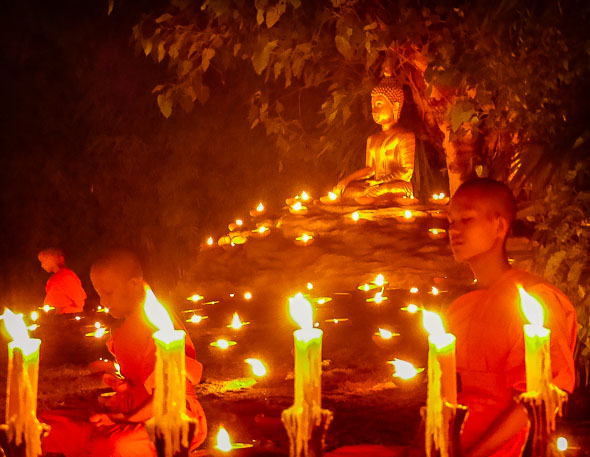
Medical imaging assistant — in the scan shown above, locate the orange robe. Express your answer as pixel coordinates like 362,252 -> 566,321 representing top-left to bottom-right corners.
41,308 -> 206,457
445,269 -> 577,456
44,267 -> 87,314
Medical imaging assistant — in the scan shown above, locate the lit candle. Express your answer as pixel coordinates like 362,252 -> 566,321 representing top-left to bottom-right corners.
143,287 -> 190,457
245,358 -> 267,377
228,312 -> 250,329
187,294 -> 203,303
428,228 -> 447,240
423,310 -> 457,457
397,209 -> 415,222
214,426 -> 253,452
210,339 -> 237,349
249,202 -> 266,216
518,287 -> 551,393
388,359 -> 424,380
1,309 -> 43,457
294,233 -> 314,246
290,201 -> 308,215
351,211 -> 360,222
282,293 -> 325,455
375,328 -> 399,340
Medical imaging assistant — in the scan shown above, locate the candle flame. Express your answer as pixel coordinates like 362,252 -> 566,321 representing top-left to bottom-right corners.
215,339 -> 230,349
236,219 -> 243,226
351,211 -> 360,221
422,310 -> 447,337
30,311 -> 39,322
431,286 -> 439,295
410,287 -> 419,294
389,359 -> 424,379
374,291 -> 384,303
300,191 -> 310,201
230,312 -> 243,329
378,328 -> 396,339
245,358 -> 267,377
1,308 -> 32,343
297,233 -> 313,243
289,293 -> 313,330
256,202 -> 264,212
438,192 -> 445,199
432,193 -> 439,200
328,191 -> 337,201
215,427 -> 233,452
189,314 -> 203,323
187,294 -> 203,303
556,436 -> 568,451
94,327 -> 106,338
292,201 -> 303,211
403,303 -> 419,313
42,304 -> 54,312
257,226 -> 268,234
244,291 -> 252,300
207,237 -> 214,246
143,287 -> 174,334
374,274 -> 385,287
518,286 -> 544,328
404,210 -> 413,219
94,321 -> 101,329
362,283 -> 370,292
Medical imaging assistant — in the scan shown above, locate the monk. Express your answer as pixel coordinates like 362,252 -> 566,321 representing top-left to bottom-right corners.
38,247 -> 86,314
41,248 -> 207,457
330,72 -> 415,205
445,178 -> 577,457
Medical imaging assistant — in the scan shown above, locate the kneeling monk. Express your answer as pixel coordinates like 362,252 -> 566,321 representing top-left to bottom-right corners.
41,248 -> 207,457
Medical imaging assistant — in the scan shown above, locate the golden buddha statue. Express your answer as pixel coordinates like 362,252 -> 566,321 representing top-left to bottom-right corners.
331,73 -> 415,205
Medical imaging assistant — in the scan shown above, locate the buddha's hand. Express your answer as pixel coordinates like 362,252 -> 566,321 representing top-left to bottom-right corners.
333,181 -> 346,194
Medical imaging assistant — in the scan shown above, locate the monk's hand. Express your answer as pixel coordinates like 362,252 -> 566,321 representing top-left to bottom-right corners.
102,373 -> 128,392
89,412 -> 117,427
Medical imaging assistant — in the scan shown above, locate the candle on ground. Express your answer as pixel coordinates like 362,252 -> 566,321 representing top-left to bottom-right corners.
143,287 -> 191,457
422,310 -> 457,457
282,292 -> 328,457
2,309 -> 43,457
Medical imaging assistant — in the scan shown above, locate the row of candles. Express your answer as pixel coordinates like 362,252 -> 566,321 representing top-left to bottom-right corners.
0,273 -> 569,456
204,190 -> 450,249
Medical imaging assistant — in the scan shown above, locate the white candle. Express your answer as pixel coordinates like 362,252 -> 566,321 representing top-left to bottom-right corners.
282,293 -> 324,457
2,309 -> 42,457
423,310 -> 457,457
518,287 -> 552,392
143,287 -> 191,457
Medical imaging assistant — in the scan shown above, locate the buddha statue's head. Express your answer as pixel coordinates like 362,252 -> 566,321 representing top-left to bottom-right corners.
371,76 -> 404,126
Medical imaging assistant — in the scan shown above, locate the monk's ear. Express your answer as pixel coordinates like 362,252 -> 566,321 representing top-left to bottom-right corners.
495,215 -> 510,239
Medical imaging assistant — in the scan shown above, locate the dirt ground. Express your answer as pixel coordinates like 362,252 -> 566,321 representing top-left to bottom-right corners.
1,200 -> 589,456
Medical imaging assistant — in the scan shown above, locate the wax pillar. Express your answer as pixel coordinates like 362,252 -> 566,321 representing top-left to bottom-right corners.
524,324 -> 551,393
6,338 -> 42,457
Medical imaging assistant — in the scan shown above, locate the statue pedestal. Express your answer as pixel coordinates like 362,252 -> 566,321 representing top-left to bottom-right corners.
281,406 -> 333,457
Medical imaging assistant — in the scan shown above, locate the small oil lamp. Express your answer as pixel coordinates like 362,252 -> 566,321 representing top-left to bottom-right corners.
294,233 -> 314,246
210,339 -> 237,349
289,201 -> 308,215
228,312 -> 250,330
428,228 -> 447,240
388,359 -> 424,380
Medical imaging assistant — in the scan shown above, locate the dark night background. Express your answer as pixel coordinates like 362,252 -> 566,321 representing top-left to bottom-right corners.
0,0 -> 334,307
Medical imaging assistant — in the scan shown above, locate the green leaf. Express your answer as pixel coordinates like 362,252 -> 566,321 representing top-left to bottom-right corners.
107,0 -> 114,16
157,41 -> 166,63
155,13 -> 174,23
201,47 -> 216,72
142,38 -> 153,56
273,61 -> 283,79
289,0 -> 301,7
266,6 -> 280,28
157,92 -> 173,118
256,8 -> 264,26
251,40 -> 277,75
335,35 -> 353,60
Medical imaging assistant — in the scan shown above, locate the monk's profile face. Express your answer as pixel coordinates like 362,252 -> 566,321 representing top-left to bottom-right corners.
38,253 -> 60,273
448,191 -> 504,262
90,266 -> 143,319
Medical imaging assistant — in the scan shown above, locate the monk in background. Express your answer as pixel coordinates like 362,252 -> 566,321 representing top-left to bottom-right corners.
41,248 -> 207,457
445,178 -> 577,457
38,247 -> 86,314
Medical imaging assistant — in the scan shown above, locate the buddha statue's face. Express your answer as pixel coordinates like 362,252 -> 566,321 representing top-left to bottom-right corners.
371,94 -> 398,127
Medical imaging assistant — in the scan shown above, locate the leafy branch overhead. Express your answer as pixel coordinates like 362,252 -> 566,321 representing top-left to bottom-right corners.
133,0 -> 590,183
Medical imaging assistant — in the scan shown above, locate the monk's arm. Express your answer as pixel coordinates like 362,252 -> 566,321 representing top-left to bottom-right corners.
463,400 -> 528,457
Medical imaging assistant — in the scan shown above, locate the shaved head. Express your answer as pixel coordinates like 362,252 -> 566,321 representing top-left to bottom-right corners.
454,178 -> 517,229
91,248 -> 143,280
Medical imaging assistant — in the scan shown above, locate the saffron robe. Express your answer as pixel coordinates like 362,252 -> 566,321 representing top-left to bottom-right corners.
445,269 -> 577,456
44,267 -> 86,314
41,307 -> 206,457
